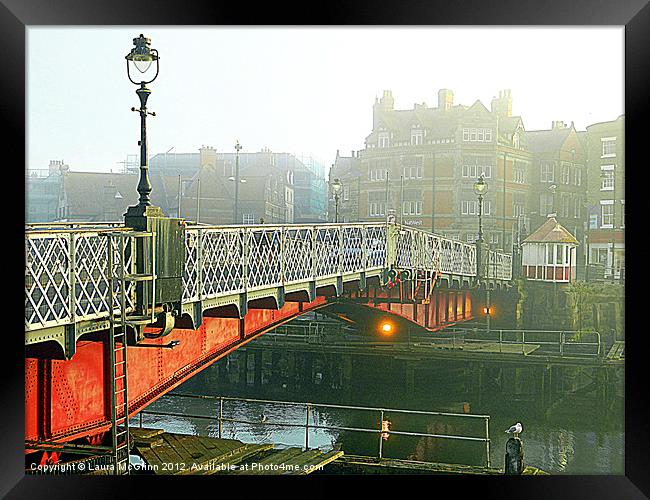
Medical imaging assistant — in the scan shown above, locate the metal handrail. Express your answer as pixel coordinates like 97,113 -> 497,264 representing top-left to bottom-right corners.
137,392 -> 492,468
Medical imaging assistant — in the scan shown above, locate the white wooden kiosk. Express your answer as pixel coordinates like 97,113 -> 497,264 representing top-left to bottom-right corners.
521,216 -> 578,283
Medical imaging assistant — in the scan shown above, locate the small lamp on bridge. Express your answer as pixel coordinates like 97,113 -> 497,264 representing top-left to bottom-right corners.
331,178 -> 343,223
473,175 -> 489,283
380,321 -> 394,335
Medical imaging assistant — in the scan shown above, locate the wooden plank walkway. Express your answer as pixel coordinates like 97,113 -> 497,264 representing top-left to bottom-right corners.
329,455 -> 548,475
131,428 -> 342,475
606,341 -> 625,360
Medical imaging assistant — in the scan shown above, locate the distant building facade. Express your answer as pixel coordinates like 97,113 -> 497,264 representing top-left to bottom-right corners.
149,148 -> 329,224
356,88 -> 532,250
585,115 -> 625,280
526,121 -> 587,271
25,160 -> 69,223
328,150 -> 362,223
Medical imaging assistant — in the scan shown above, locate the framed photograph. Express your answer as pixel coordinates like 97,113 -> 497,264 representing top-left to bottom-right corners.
7,0 -> 647,496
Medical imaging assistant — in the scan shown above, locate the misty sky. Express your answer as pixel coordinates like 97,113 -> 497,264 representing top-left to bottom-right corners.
27,27 -> 623,173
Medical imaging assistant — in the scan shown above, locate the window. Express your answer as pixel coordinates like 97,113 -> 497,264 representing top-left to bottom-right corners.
370,168 -> 387,182
368,202 -> 386,217
402,201 -> 422,215
601,201 -> 613,227
514,167 -> 526,184
561,196 -> 571,218
540,193 -> 554,215
540,162 -> 555,183
601,137 -> 616,158
574,198 -> 581,219
343,185 -> 350,201
478,165 -> 492,178
462,160 -> 492,179
484,201 -> 492,215
513,203 -> 525,218
411,129 -> 423,146
490,233 -> 499,245
589,214 -> 598,229
600,166 -> 614,190
620,200 -> 625,228
378,133 -> 390,148
242,213 -> 255,225
402,157 -> 423,179
562,164 -> 570,184
462,128 -> 492,142
369,191 -> 386,217
574,167 -> 582,186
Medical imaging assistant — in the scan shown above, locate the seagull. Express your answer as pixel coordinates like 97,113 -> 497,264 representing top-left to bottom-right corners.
505,422 -> 523,437
259,414 -> 268,423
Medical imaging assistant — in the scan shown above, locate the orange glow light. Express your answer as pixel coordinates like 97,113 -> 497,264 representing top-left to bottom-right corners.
380,322 -> 394,334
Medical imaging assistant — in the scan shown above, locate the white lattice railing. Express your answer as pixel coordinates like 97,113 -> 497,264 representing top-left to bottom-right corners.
25,227 -> 136,332
394,226 -> 478,276
25,222 -> 512,332
182,223 -> 388,303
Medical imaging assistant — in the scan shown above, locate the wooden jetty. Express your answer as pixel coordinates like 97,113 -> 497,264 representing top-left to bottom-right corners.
130,428 -> 343,475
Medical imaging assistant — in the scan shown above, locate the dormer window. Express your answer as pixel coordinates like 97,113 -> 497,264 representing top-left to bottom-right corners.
378,132 -> 390,148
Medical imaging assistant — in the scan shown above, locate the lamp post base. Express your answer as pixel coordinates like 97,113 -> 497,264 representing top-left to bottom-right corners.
124,204 -> 165,230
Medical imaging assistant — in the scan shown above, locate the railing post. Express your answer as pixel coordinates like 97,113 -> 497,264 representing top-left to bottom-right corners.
311,227 -> 317,279
197,228 -> 203,301
280,226 -> 285,285
219,397 -> 223,439
338,226 -> 344,275
378,409 -> 384,459
386,222 -> 398,270
139,412 -> 143,428
560,332 -> 564,357
499,330 -> 502,354
69,233 -> 76,324
521,331 -> 525,355
305,403 -> 311,450
485,416 -> 491,468
242,228 -> 249,292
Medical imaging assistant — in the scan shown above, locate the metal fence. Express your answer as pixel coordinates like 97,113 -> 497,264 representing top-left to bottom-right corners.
25,227 -> 136,331
137,392 -> 492,468
439,328 -> 602,357
25,222 -> 514,332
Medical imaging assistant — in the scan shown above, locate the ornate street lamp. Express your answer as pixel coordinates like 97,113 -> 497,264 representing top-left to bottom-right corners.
124,34 -> 162,224
229,141 -> 244,224
331,178 -> 343,223
473,175 -> 489,282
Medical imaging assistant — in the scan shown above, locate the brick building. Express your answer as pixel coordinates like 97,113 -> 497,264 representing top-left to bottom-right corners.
328,150 -> 363,223
357,88 -> 532,250
526,121 -> 588,270
584,115 -> 625,279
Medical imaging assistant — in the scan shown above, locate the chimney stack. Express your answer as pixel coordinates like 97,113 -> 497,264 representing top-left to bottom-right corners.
491,89 -> 513,118
438,89 -> 454,111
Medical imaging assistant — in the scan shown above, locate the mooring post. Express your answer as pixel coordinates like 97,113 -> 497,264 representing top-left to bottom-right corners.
504,437 -> 524,474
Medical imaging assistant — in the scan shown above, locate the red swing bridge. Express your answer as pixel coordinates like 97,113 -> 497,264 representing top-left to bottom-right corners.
25,218 -> 512,471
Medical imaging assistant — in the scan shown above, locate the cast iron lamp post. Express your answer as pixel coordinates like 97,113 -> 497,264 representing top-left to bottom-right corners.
331,178 -> 343,223
473,175 -> 488,283
124,34 -> 162,224
229,141 -> 245,224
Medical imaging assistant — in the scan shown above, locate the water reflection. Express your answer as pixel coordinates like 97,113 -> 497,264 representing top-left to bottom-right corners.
140,341 -> 623,474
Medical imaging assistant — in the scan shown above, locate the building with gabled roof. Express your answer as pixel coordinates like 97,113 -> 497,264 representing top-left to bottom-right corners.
357,88 -> 532,250
525,120 -> 587,274
521,216 -> 579,282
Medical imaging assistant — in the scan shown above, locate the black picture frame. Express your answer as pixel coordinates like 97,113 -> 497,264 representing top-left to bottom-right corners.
4,0 -> 648,497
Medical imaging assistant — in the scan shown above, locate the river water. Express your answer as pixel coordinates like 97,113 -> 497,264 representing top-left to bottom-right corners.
138,325 -> 624,474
